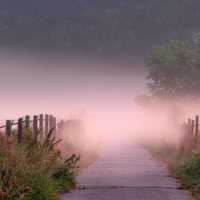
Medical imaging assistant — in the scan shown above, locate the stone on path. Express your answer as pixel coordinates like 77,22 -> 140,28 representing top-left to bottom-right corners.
61,139 -> 191,200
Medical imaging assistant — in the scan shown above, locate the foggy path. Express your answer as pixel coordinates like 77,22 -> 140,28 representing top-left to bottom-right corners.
61,139 -> 190,200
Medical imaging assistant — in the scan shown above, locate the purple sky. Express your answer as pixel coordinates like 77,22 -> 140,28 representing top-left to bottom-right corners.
0,52 -> 147,123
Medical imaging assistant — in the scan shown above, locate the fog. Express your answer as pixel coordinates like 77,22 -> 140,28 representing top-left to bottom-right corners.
0,51 -> 198,150
0,52 -> 146,142
0,0 -> 199,152
0,53 -> 144,118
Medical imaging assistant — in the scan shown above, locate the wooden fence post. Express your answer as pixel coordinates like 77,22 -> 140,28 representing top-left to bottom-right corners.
5,120 -> 12,137
18,118 -> 23,143
191,120 -> 195,135
195,115 -> 199,137
45,114 -> 49,135
39,114 -> 44,139
25,115 -> 30,129
188,118 -> 192,135
33,115 -> 38,141
49,115 -> 53,131
57,121 -> 61,135
53,117 -> 56,134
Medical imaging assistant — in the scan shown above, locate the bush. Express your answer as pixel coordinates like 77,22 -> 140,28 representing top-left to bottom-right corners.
148,140 -> 200,199
0,128 -> 79,200
173,154 -> 200,199
53,154 -> 80,192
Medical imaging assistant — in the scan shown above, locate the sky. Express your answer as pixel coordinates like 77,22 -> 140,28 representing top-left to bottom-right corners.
0,0 -> 198,141
0,52 -> 147,125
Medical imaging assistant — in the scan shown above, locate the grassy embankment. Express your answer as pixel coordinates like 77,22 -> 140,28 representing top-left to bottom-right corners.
0,128 -> 80,200
149,132 -> 200,200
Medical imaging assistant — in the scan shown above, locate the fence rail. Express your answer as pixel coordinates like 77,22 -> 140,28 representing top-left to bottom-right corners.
0,114 -> 59,143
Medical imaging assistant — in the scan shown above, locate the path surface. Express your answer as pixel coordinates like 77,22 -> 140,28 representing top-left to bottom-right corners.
61,139 -> 191,200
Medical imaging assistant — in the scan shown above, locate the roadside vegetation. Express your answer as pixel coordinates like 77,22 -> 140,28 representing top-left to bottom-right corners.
0,128 -> 80,200
138,32 -> 200,200
136,32 -> 200,105
149,136 -> 200,200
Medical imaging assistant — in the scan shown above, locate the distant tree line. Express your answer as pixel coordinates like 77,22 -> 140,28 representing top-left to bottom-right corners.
0,0 -> 200,57
144,33 -> 200,100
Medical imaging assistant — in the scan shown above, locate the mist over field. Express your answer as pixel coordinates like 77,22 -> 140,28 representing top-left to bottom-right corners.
1,1 -> 200,200
0,53 -> 146,145
0,0 -> 200,145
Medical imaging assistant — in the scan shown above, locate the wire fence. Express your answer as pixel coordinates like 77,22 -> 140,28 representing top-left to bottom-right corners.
0,114 -> 62,143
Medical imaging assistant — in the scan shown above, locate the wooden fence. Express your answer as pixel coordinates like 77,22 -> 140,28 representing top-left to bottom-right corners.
0,114 -> 59,143
182,115 -> 200,148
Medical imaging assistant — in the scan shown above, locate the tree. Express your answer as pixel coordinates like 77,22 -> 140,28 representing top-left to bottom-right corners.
145,34 -> 200,99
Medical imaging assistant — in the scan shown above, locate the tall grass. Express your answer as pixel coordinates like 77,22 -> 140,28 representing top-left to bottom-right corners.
0,128 -> 79,200
148,131 -> 200,200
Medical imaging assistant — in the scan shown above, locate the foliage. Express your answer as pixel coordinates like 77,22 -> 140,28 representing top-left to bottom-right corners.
53,154 -> 80,192
148,131 -> 200,200
0,129 -> 79,200
146,33 -> 200,99
173,154 -> 200,200
0,0 -> 200,56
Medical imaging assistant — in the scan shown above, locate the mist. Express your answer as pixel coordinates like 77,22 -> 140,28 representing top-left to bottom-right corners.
0,51 -> 198,148
0,0 -> 199,150
0,2 -> 200,200
0,51 -> 145,132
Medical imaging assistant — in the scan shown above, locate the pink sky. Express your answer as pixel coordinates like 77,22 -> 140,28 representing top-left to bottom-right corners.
0,53 -> 147,132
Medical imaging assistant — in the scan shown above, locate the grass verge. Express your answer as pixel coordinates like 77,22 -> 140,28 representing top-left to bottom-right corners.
0,129 -> 79,200
148,141 -> 200,200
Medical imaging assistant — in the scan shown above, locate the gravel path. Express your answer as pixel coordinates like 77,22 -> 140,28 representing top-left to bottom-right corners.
61,139 -> 191,200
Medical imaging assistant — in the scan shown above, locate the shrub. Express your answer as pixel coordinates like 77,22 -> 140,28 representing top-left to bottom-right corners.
172,154 -> 200,199
0,128 -> 79,200
148,140 -> 200,199
53,154 -> 80,192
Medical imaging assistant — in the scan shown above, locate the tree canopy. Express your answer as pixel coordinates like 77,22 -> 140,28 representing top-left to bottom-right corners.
145,33 -> 200,99
0,0 -> 199,57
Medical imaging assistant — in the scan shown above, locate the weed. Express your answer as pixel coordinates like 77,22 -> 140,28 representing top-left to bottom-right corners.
0,128 -> 79,200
